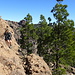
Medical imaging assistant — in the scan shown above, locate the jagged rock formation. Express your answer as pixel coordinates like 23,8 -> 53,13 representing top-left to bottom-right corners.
0,19 -> 25,75
25,54 -> 52,75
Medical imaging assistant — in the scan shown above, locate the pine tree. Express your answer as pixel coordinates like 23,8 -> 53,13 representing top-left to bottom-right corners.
37,14 -> 52,59
50,0 -> 75,74
20,13 -> 38,55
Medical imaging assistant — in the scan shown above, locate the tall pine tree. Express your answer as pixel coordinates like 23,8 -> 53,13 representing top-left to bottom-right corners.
20,13 -> 38,55
50,0 -> 75,74
37,14 -> 51,56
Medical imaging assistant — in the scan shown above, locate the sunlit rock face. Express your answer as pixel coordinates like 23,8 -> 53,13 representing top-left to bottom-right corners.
0,19 -> 25,75
25,54 -> 52,75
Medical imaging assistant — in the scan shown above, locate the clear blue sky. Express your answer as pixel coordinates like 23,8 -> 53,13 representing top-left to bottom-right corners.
0,0 -> 75,24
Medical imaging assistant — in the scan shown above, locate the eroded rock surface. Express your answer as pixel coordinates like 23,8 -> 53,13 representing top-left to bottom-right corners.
0,19 -> 25,75
25,54 -> 52,75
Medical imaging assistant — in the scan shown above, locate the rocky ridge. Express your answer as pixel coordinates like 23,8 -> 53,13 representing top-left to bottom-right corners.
0,19 -> 25,75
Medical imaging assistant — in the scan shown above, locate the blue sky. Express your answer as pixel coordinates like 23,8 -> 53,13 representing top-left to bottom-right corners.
0,0 -> 75,24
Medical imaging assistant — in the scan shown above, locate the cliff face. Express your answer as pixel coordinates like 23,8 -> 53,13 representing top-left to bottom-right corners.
0,19 -> 25,75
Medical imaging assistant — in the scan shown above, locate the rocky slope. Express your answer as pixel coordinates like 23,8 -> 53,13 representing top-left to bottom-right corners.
0,19 -> 25,75
25,54 -> 52,75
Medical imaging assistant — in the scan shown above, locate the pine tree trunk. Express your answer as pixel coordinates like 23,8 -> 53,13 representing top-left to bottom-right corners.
56,48 -> 59,69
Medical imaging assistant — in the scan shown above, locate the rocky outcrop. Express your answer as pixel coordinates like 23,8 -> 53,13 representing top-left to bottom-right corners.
25,54 -> 52,75
0,19 -> 25,75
